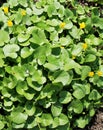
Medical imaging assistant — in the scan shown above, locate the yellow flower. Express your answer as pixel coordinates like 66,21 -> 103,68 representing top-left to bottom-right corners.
97,71 -> 102,76
88,71 -> 94,77
60,22 -> 66,28
7,20 -> 13,27
60,46 -> 64,49
2,7 -> 8,14
21,10 -> 26,16
79,22 -> 86,29
72,55 -> 76,60
82,43 -> 88,50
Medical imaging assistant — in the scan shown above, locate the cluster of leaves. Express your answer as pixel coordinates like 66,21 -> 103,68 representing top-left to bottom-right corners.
0,0 -> 103,129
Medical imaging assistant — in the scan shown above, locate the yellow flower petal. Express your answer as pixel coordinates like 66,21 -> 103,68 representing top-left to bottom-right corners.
97,71 -> 102,76
72,55 -> 76,60
79,22 -> 86,29
60,22 -> 66,28
88,71 -> 94,77
7,20 -> 13,27
60,46 -> 64,49
82,43 -> 88,50
2,7 -> 8,14
21,10 -> 26,16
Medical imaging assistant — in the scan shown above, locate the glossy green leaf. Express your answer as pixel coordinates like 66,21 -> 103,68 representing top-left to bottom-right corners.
85,54 -> 96,62
18,0 -> 28,7
32,5 -> 44,15
81,66 -> 91,80
76,117 -> 88,128
0,121 -> 4,130
18,34 -> 30,42
50,117 -> 59,128
3,44 -> 20,58
47,4 -> 57,17
59,91 -> 72,104
53,70 -> 72,85
0,30 -> 9,46
12,66 -> 25,81
16,81 -> 28,95
27,77 -> 43,91
21,47 -> 33,58
89,89 -> 102,100
68,99 -> 83,114
51,103 -> 62,117
40,114 -> 53,127
69,26 -> 84,39
25,102 -> 36,116
9,111 -> 28,124
71,43 -> 83,56
73,83 -> 86,99
31,29 -> 47,45
59,113 -> 68,125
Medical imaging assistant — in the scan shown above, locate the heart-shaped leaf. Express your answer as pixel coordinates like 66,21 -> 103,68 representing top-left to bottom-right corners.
0,30 -> 9,46
3,44 -> 20,58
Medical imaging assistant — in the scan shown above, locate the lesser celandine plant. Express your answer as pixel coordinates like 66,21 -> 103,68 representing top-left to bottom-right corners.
0,0 -> 103,129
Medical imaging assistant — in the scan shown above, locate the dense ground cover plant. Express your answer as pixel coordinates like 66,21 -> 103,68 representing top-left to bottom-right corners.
0,0 -> 103,129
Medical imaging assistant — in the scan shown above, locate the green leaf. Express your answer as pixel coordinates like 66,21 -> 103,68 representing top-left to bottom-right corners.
40,114 -> 53,127
77,5 -> 85,14
25,116 -> 37,128
65,8 -> 74,19
58,5 -> 65,18
24,91 -> 35,100
9,106 -> 28,124
59,113 -> 68,126
0,121 -> 4,130
47,19 -> 59,26
16,81 -> 28,95
34,44 -> 51,65
27,77 -> 43,91
14,13 -> 22,24
59,91 -> 72,104
76,117 -> 88,128
89,89 -> 101,100
8,0 -> 18,7
51,103 -> 62,117
84,83 -> 90,95
25,102 -> 36,116
85,54 -> 96,62
21,47 -> 33,58
0,59 -> 4,67
18,0 -> 28,7
89,108 -> 95,117
9,111 -> 28,124
53,70 -> 72,85
18,34 -> 30,42
3,44 -> 20,58
50,117 -> 59,128
4,98 -> 13,107
3,76 -> 17,89
12,66 -> 25,81
69,26 -> 84,39
73,83 -> 86,99
68,99 -> 83,114
32,5 -> 44,15
47,4 -> 57,17
0,30 -> 9,46
71,43 -> 82,56
31,29 -> 47,45
81,66 -> 91,80
65,20 -> 73,29
64,59 -> 81,72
